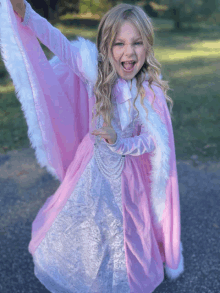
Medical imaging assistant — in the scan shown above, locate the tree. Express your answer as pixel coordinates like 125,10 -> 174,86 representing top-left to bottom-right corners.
154,0 -> 219,29
28,0 -> 80,21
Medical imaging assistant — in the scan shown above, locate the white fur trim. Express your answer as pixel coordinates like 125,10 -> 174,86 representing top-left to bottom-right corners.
0,0 -> 97,180
74,37 -> 98,99
49,36 -> 98,85
133,80 -> 170,225
0,0 -> 59,180
49,37 -> 98,99
165,242 -> 184,280
73,36 -> 98,85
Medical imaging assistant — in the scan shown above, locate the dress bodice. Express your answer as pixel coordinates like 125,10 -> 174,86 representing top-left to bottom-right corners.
93,96 -> 141,180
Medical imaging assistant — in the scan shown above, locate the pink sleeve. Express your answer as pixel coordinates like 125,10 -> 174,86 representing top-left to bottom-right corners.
104,126 -> 156,156
21,0 -> 85,82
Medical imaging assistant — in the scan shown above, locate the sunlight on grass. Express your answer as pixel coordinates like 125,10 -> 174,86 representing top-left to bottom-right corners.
153,29 -> 220,161
173,65 -> 218,78
190,40 -> 220,50
0,82 -> 15,94
155,48 -> 220,63
155,39 -> 220,63
55,23 -> 97,39
60,12 -> 101,20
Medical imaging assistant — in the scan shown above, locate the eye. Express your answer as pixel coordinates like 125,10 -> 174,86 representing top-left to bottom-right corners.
134,42 -> 143,45
114,42 -> 124,46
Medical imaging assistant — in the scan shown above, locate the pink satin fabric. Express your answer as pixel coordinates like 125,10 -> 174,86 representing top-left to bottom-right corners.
11,7 -> 91,183
2,1 -> 182,292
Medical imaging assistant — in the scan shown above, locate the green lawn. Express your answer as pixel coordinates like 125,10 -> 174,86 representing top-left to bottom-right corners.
0,16 -> 220,163
153,21 -> 220,162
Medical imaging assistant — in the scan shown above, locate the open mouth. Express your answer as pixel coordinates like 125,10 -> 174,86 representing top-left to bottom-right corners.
121,61 -> 136,71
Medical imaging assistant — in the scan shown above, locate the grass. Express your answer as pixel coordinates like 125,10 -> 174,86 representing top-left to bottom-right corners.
152,21 -> 220,162
0,16 -> 220,163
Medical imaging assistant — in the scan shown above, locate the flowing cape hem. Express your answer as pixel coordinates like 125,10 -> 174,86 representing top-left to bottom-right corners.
0,0 -> 184,290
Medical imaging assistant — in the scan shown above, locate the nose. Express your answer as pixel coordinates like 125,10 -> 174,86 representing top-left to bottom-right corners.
124,44 -> 135,56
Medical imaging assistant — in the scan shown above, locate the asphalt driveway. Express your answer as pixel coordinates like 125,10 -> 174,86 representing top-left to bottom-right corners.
0,147 -> 219,293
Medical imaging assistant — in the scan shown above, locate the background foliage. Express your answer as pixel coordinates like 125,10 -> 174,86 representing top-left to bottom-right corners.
0,0 -> 220,162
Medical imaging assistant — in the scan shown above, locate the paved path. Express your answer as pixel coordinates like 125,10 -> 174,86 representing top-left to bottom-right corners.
0,147 -> 219,293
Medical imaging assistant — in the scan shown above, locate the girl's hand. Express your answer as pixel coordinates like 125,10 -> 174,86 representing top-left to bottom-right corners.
10,0 -> 26,19
91,122 -> 117,144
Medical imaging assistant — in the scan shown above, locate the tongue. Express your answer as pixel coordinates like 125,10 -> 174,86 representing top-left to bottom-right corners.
123,62 -> 134,70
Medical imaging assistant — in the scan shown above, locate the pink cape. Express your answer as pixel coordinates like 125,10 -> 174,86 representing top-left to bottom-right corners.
0,0 -> 184,291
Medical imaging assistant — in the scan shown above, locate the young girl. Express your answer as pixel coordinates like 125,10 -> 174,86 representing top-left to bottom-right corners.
0,0 -> 184,292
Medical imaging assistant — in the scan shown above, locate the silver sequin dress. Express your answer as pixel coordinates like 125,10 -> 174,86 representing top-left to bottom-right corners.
33,96 -> 140,293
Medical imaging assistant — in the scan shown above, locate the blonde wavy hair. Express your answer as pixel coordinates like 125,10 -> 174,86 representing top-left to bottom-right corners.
92,3 -> 174,128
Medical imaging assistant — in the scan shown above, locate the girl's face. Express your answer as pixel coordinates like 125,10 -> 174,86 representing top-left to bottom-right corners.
112,21 -> 147,80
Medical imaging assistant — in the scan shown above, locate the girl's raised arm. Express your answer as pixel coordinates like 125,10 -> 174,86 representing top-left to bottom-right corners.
14,0 -> 88,82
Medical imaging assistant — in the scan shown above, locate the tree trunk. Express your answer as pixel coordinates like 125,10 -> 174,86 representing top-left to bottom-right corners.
172,8 -> 181,30
48,4 -> 60,22
47,0 -> 60,23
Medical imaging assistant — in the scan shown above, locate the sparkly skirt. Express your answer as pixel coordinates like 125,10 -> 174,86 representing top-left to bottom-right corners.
33,142 -> 130,293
